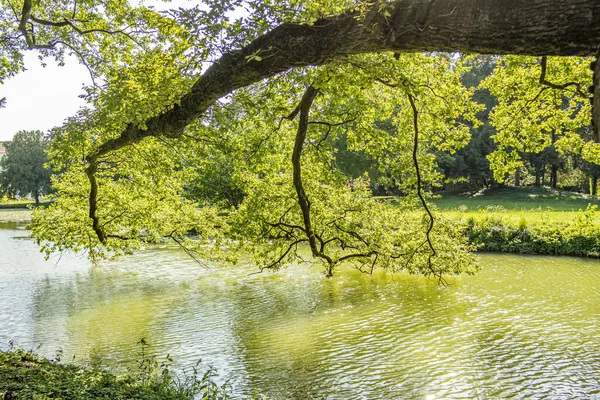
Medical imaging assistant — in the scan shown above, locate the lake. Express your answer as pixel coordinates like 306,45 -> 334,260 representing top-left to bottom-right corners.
1,210 -> 599,399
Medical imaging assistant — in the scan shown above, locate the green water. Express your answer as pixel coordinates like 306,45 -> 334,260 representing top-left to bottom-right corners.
1,211 -> 599,399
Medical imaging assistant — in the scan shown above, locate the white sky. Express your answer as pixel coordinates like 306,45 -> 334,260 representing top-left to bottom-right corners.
0,53 -> 91,141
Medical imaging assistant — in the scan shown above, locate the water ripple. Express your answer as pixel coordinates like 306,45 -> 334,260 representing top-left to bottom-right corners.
1,227 -> 600,399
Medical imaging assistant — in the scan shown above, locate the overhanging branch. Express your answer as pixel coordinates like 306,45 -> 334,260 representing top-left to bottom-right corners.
83,0 -> 600,243
539,56 -> 586,97
407,93 -> 445,284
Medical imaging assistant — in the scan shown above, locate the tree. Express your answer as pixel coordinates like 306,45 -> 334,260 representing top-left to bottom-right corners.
436,55 -> 498,189
73,1 -> 600,246
483,56 -> 595,185
0,130 -> 52,204
183,154 -> 246,210
3,0 -> 599,276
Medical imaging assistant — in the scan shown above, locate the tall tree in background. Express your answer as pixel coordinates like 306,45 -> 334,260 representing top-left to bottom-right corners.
483,56 -> 593,184
0,130 -> 52,205
436,55 -> 498,190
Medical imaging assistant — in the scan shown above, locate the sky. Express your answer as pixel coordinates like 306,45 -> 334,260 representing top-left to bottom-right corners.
0,53 -> 91,141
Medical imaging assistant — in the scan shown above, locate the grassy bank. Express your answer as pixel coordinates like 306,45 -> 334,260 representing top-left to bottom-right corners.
0,345 -> 246,400
433,186 -> 600,211
0,209 -> 32,224
433,187 -> 600,257
0,201 -> 51,209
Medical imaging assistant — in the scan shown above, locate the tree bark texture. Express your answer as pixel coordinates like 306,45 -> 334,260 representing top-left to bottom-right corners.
550,165 -> 558,189
290,86 -> 336,277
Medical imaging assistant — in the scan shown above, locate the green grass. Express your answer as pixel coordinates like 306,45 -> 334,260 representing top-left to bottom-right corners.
432,186 -> 600,212
0,209 -> 31,223
431,186 -> 600,226
440,210 -> 583,225
428,187 -> 600,257
0,198 -> 51,209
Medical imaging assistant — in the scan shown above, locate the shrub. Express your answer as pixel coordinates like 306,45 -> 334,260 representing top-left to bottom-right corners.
462,206 -> 600,257
0,340 -> 266,400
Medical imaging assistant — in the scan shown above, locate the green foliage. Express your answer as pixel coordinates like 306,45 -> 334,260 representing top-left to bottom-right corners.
331,132 -> 380,188
9,1 -> 599,277
0,0 -> 194,94
482,56 -> 595,181
463,205 -> 600,257
31,135 -> 221,261
222,54 -> 481,276
0,130 -> 52,204
433,187 -> 600,257
437,55 -> 498,189
184,154 -> 246,210
31,51 -> 483,277
0,341 -> 266,400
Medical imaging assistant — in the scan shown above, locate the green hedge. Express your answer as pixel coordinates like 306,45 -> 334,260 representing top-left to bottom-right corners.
462,206 -> 600,257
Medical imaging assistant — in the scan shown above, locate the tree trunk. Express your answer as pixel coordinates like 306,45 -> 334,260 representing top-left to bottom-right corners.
34,192 -> 40,205
549,131 -> 558,189
541,169 -> 546,187
550,165 -> 558,189
535,164 -> 541,187
591,176 -> 598,196
514,168 -> 521,187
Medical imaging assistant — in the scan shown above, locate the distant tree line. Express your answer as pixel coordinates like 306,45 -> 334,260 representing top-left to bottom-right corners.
0,130 -> 52,205
330,56 -> 600,196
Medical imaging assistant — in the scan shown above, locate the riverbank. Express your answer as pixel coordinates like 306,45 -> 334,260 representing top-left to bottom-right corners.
433,187 -> 600,258
456,207 -> 600,257
2,187 -> 599,258
0,200 -> 51,209
0,347 -> 237,400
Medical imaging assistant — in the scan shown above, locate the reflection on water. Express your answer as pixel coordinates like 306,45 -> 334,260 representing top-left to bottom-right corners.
1,217 -> 599,399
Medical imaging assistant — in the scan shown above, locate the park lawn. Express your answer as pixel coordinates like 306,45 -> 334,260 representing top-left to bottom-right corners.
432,186 -> 600,212
426,187 -> 600,257
0,198 -> 52,209
431,186 -> 600,226
0,209 -> 31,223
438,209 -> 589,225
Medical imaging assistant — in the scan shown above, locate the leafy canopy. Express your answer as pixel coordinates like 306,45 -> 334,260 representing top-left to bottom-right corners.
0,0 -> 595,276
482,56 -> 599,181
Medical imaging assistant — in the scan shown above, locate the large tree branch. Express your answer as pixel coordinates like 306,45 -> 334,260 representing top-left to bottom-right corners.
17,0 -> 34,48
407,92 -> 444,284
88,0 -> 600,159
289,85 -> 337,273
85,0 -> 600,242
